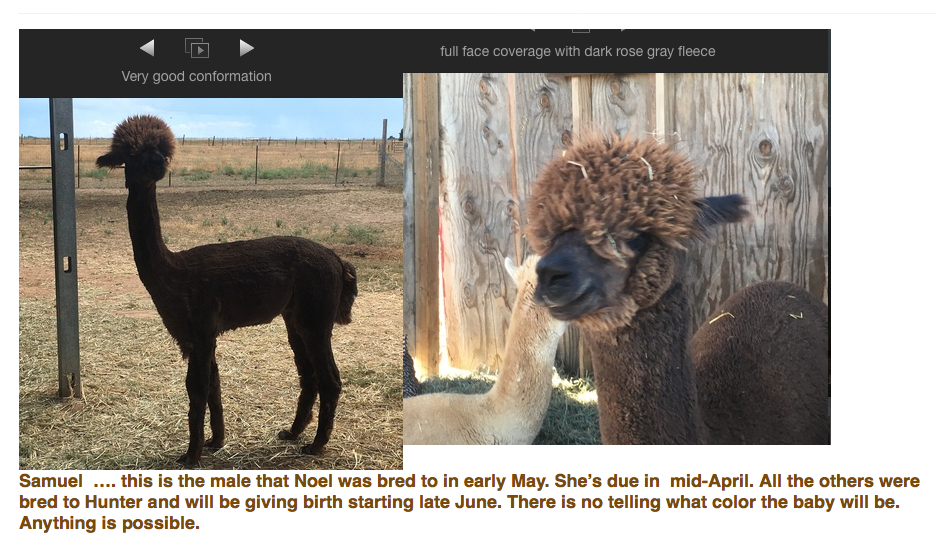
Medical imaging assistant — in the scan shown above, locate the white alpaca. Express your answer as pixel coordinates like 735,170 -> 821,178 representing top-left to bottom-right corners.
403,255 -> 570,445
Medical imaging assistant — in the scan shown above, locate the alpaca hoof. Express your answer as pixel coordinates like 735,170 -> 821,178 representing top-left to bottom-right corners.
277,429 -> 298,441
300,443 -> 326,456
204,437 -> 224,450
177,452 -> 201,466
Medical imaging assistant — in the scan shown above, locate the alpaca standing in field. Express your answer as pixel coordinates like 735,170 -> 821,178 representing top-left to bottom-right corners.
527,134 -> 829,445
97,115 -> 358,465
403,255 -> 570,445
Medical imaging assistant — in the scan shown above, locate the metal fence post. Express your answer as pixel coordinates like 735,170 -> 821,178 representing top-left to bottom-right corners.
49,98 -> 82,398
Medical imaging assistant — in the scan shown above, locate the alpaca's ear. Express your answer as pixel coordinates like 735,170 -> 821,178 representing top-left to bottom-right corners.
694,194 -> 749,233
504,256 -> 520,284
96,152 -> 124,168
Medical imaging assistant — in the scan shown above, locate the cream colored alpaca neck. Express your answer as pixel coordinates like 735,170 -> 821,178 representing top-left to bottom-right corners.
401,256 -> 568,445
486,266 -> 568,437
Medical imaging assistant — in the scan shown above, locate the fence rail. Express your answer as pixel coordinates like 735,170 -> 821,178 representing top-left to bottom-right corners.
19,136 -> 406,189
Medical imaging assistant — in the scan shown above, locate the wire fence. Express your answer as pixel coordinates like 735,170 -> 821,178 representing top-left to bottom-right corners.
19,137 -> 406,189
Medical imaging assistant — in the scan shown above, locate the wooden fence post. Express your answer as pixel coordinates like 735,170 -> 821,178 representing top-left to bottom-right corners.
405,73 -> 441,376
378,118 -> 387,186
334,142 -> 341,184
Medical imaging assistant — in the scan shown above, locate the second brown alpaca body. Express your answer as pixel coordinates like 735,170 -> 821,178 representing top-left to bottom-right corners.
584,275 -> 830,445
692,281 -> 830,445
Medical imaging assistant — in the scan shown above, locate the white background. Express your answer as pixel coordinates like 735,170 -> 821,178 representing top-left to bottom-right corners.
11,4 -> 935,549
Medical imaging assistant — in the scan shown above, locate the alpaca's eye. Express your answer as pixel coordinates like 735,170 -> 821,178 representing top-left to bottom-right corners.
626,233 -> 648,255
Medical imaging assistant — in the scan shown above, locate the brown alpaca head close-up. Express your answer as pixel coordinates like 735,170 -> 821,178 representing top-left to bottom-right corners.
527,135 -> 748,331
96,114 -> 176,185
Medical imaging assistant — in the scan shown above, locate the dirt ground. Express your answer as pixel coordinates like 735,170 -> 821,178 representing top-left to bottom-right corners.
19,179 -> 403,470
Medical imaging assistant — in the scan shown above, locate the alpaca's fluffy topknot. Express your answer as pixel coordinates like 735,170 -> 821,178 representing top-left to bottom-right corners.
526,135 -> 701,262
96,114 -> 176,168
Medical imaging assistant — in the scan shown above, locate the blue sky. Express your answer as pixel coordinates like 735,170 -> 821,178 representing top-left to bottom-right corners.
18,98 -> 403,140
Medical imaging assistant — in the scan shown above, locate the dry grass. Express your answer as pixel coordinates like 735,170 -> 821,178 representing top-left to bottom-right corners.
19,178 -> 403,470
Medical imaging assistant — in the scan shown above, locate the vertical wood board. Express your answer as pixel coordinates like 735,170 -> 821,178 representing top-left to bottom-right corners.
408,73 -> 441,376
438,73 -> 515,372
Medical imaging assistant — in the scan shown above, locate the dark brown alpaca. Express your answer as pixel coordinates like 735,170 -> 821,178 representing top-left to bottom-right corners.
97,115 -> 358,464
691,281 -> 830,444
526,135 -> 829,445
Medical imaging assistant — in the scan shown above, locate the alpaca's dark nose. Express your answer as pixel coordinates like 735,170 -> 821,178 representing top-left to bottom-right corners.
534,254 -> 580,307
538,263 -> 572,292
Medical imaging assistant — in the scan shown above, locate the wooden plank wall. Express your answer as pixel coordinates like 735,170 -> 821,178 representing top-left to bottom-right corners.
669,73 -> 829,329
407,72 -> 829,377
437,73 -> 525,373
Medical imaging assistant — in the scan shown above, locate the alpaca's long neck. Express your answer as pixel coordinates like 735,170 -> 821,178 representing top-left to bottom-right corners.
584,282 -> 709,445
488,285 -> 566,422
126,183 -> 174,286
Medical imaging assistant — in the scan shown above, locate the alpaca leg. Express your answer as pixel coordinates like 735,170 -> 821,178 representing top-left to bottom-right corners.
204,356 -> 225,449
278,371 -> 320,441
299,331 -> 342,456
278,321 -> 320,441
178,340 -> 215,465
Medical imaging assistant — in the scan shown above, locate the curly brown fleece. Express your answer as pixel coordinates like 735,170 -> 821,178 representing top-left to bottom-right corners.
527,135 -> 703,258
526,135 -> 699,331
96,114 -> 176,175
